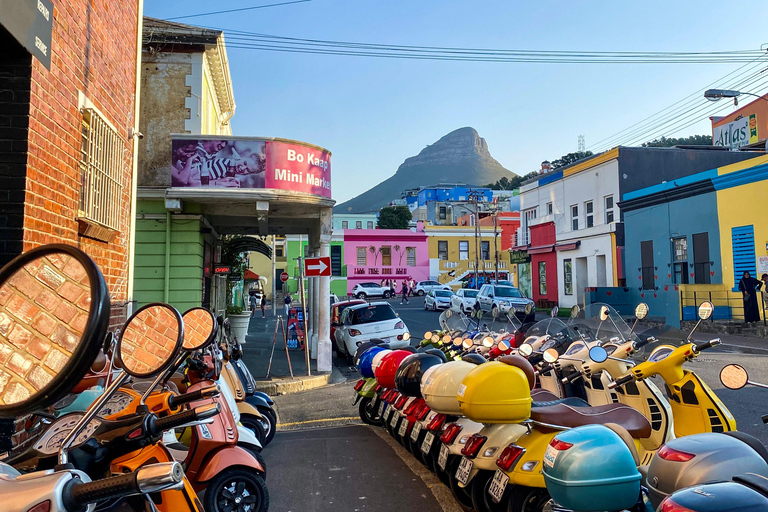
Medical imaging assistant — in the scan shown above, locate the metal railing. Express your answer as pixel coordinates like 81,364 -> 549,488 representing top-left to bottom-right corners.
680,288 -> 767,325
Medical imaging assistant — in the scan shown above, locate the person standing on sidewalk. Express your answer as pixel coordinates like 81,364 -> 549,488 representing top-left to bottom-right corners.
249,291 -> 258,318
261,295 -> 267,318
284,292 -> 292,317
400,280 -> 409,304
738,271 -> 763,323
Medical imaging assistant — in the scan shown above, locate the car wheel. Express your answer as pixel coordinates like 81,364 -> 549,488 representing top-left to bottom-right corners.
383,291 -> 391,299
418,290 -> 425,296
356,292 -> 366,299
424,301 -> 428,310
345,344 -> 354,366
432,302 -> 437,311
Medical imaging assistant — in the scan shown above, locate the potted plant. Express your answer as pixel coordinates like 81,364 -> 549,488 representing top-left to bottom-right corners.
226,304 -> 250,343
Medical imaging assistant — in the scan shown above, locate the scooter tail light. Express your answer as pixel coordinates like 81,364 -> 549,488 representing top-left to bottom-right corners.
26,501 -> 51,512
659,497 -> 697,512
374,384 -> 382,392
416,404 -> 430,421
496,444 -> 525,471
354,379 -> 365,391
440,423 -> 463,444
395,396 -> 408,410
426,413 -> 446,431
549,438 -> 574,451
404,400 -> 420,415
461,434 -> 488,458
658,444 -> 695,462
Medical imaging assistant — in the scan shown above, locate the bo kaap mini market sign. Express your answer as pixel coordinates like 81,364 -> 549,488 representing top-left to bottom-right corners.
170,136 -> 331,198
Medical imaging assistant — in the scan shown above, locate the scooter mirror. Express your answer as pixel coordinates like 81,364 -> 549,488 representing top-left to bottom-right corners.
524,303 -> 534,315
476,310 -> 484,320
570,305 -> 581,318
116,303 -> 183,379
599,305 -> 610,322
550,306 -> 559,318
720,364 -> 749,390
423,331 -> 432,340
402,332 -> 411,341
589,346 -> 609,363
518,343 -> 533,357
698,301 -> 714,320
452,337 -> 463,347
498,339 -> 510,352
444,309 -> 452,319
181,307 -> 216,350
482,336 -> 494,348
543,348 -> 559,363
0,245 -> 109,419
634,302 -> 649,320
462,338 -> 473,350
441,334 -> 451,344
492,308 -> 500,319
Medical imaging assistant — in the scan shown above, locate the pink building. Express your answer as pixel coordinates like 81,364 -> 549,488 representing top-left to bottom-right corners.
344,226 -> 429,294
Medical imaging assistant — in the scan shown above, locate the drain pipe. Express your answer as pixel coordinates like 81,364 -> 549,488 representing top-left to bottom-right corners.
164,211 -> 171,302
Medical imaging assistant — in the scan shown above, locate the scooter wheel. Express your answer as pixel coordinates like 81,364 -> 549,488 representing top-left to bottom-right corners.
508,485 -> 550,512
472,469 -> 508,512
203,467 -> 269,512
257,406 -> 277,444
240,414 -> 267,447
240,446 -> 268,479
447,457 -> 474,509
358,397 -> 382,426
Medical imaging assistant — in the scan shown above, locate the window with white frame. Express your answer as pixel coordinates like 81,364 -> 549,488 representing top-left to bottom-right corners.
571,205 -> 579,230
546,202 -> 553,215
459,241 -> 469,260
78,108 -> 124,240
342,221 -> 348,229
604,195 -> 614,224
357,247 -> 367,265
585,201 -> 594,228
406,247 -> 416,266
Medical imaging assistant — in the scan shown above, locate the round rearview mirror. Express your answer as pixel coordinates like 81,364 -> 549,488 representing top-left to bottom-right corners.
482,336 -> 494,348
698,301 -> 714,320
550,306 -> 559,318
720,364 -> 748,390
524,303 -> 534,315
599,306 -> 610,322
402,332 -> 411,341
589,346 -> 609,363
0,245 -> 109,419
492,308 -> 500,318
543,348 -> 559,363
570,305 -> 581,318
117,303 -> 183,378
518,343 -> 533,357
634,303 -> 649,320
181,307 -> 216,350
442,334 -> 451,344
476,310 -> 483,320
423,331 -> 432,340
444,309 -> 452,319
462,338 -> 473,350
453,337 -> 463,347
498,340 -> 510,352
431,334 -> 440,343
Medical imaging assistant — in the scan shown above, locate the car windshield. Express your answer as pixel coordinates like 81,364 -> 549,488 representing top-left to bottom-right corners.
435,290 -> 452,297
495,287 -> 523,298
463,290 -> 478,298
349,305 -> 398,324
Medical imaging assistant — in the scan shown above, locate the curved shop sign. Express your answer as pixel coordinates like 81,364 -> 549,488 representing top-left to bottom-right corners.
171,136 -> 331,198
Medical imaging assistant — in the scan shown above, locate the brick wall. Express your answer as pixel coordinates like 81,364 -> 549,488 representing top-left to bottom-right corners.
22,2 -> 140,314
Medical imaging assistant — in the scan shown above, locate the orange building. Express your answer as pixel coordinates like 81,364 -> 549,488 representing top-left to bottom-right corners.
710,93 -> 768,149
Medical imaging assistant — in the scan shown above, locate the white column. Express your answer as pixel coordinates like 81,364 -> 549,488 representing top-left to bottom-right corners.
317,237 -> 332,372
311,246 -> 320,359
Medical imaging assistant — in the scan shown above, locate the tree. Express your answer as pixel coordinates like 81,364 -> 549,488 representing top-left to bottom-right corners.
221,235 -> 249,313
485,171 -> 538,190
551,151 -> 594,169
377,205 -> 412,229
642,135 -> 712,147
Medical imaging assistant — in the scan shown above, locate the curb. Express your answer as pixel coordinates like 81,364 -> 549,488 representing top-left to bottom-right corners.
254,372 -> 331,396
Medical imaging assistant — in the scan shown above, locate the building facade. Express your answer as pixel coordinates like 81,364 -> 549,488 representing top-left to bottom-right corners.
332,213 -> 377,231
0,0 -> 142,327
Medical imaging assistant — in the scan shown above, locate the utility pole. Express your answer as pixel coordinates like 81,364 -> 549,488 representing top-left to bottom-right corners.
493,209 -> 499,281
468,190 -> 483,289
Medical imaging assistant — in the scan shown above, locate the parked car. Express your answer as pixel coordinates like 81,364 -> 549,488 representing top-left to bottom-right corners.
333,302 -> 410,364
451,288 -> 479,313
413,280 -> 451,296
424,289 -> 453,311
330,299 -> 366,344
475,284 -> 535,321
352,282 -> 395,299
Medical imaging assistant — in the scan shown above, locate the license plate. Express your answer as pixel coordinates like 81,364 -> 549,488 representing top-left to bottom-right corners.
438,444 -> 449,470
543,444 -> 559,468
456,456 -> 473,485
421,432 -> 435,454
384,407 -> 393,424
410,421 -> 422,442
390,411 -> 400,428
398,418 -> 409,437
488,469 -> 509,503
377,400 -> 385,418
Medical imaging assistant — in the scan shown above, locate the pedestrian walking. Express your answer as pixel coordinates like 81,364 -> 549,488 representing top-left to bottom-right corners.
261,295 -> 267,318
738,271 -> 763,323
249,291 -> 258,318
408,277 -> 415,297
389,279 -> 395,298
762,273 -> 768,316
400,280 -> 409,304
284,292 -> 292,317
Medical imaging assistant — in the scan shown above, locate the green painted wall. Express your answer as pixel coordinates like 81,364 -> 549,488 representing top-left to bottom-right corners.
134,199 -> 204,313
284,239 -> 347,297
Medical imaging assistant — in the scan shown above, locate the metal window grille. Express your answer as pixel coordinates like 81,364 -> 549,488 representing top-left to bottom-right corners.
357,247 -> 367,265
406,247 -> 416,266
78,109 -> 124,238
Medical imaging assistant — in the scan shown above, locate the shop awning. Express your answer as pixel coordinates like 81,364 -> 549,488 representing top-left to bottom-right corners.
527,245 -> 554,255
244,269 -> 260,280
555,241 -> 581,252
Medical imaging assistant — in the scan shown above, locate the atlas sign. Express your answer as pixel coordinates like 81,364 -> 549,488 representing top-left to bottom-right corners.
304,257 -> 331,277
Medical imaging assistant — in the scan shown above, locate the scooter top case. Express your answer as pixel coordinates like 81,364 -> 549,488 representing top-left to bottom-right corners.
542,424 -> 641,512
421,360 -> 478,415
358,347 -> 387,378
374,350 -> 412,389
395,352 -> 445,398
661,474 -> 768,512
646,431 -> 768,509
457,361 -> 531,423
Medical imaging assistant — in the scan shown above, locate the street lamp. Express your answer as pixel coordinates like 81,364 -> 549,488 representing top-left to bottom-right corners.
704,88 -> 767,106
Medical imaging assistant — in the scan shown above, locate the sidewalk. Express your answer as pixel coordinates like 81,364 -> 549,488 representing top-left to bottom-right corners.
239,311 -> 344,396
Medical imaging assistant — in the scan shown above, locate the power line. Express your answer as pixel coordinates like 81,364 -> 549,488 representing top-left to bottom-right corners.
166,0 -> 312,21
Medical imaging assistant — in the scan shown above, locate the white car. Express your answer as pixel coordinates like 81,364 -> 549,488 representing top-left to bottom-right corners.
450,288 -> 479,313
424,289 -> 453,311
333,302 -> 410,364
414,280 -> 451,296
352,282 -> 395,299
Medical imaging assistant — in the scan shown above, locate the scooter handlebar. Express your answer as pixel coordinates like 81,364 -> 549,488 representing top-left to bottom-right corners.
608,374 -> 635,389
562,371 -> 583,384
64,462 -> 184,511
632,335 -> 656,351
694,338 -> 721,353
167,384 -> 220,410
150,403 -> 220,436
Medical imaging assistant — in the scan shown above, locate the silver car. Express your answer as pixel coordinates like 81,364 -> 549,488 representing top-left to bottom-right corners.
424,289 -> 453,311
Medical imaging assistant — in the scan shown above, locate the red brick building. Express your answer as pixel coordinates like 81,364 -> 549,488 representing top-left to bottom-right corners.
0,1 -> 142,327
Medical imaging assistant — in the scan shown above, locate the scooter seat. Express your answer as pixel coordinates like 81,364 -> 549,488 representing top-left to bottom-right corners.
726,431 -> 768,465
733,473 -> 768,498
530,389 -> 559,402
530,402 -> 652,438
531,397 -> 590,408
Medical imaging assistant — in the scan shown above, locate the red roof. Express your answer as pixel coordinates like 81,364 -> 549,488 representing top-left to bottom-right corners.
244,269 -> 260,280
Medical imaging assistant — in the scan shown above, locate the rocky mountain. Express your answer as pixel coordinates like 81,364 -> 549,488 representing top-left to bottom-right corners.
335,127 -> 517,213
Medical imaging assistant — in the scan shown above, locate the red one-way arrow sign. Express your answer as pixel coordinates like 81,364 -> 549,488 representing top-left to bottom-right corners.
304,256 -> 331,277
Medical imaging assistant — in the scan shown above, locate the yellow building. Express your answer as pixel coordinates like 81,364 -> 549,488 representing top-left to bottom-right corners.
425,225 -> 513,289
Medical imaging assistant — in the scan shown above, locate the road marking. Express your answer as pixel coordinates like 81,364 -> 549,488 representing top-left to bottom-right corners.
277,416 -> 360,427
370,426 -> 463,512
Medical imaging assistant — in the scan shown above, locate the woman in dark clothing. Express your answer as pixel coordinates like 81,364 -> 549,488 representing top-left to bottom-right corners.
739,271 -> 763,323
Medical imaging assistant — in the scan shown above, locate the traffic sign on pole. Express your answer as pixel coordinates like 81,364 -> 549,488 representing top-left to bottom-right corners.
280,272 -> 289,282
304,256 -> 331,277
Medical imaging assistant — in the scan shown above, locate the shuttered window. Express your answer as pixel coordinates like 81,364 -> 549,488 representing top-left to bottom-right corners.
731,226 -> 756,291
331,245 -> 342,276
692,232 -> 711,284
641,240 -> 655,290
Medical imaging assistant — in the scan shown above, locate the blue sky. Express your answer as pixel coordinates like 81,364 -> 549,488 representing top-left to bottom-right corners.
145,1 -> 768,203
